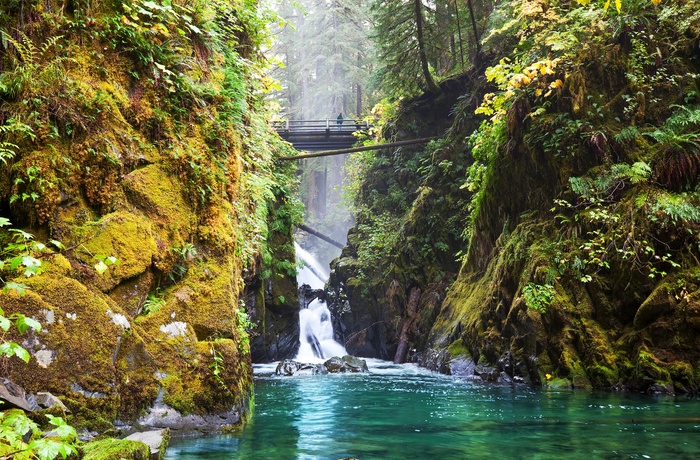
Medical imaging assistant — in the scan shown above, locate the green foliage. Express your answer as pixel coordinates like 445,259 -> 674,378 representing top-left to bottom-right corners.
0,223 -> 78,459
371,0 -> 490,99
645,105 -> 700,190
0,30 -> 73,100
0,410 -> 78,460
141,290 -> 166,316
644,190 -> 700,228
0,222 -> 50,281
522,282 -> 555,313
92,254 -> 119,275
0,118 -> 35,165
169,243 -> 197,281
209,341 -> 231,394
235,302 -> 255,354
354,212 -> 401,282
553,166 -> 693,281
569,161 -> 651,201
103,0 -> 204,98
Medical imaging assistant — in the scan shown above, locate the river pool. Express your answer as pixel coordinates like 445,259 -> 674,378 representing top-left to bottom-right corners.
165,360 -> 700,459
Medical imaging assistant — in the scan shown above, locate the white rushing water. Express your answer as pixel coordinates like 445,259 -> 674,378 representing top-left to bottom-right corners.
294,242 -> 328,289
294,242 -> 346,362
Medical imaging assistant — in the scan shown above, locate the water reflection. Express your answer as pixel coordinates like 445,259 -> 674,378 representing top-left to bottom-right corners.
166,362 -> 700,460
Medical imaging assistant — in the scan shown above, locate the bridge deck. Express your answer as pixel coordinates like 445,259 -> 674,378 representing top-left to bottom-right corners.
274,119 -> 370,152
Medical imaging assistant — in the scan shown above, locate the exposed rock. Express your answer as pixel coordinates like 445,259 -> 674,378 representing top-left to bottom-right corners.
448,357 -> 476,377
634,285 -> 676,329
275,359 -> 326,376
128,398 -> 246,435
247,279 -> 300,363
324,355 -> 369,373
125,429 -> 170,460
0,378 -> 32,411
34,349 -> 56,368
159,321 -> 190,339
35,392 -> 69,412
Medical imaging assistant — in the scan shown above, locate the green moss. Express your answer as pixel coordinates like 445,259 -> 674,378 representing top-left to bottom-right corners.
544,377 -> 573,389
447,339 -> 469,359
82,438 -> 150,460
669,362 -> 696,392
559,347 -> 591,389
634,282 -> 677,329
0,444 -> 31,459
72,211 -> 159,291
122,164 -> 194,260
162,374 -> 198,415
585,365 -> 618,387
635,350 -> 671,384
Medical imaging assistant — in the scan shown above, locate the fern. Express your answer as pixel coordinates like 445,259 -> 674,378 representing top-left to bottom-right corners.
141,292 -> 166,316
569,161 -> 651,200
0,118 -> 35,164
647,191 -> 700,228
646,105 -> 700,189
630,161 -> 652,184
0,30 -> 73,99
614,125 -> 640,144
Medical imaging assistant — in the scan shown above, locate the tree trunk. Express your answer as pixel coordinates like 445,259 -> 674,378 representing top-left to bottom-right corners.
413,0 -> 441,94
454,0 -> 465,68
356,51 -> 363,115
466,0 -> 481,57
394,286 -> 422,364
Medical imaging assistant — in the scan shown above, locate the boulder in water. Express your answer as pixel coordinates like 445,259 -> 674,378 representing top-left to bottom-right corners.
125,429 -> 170,460
324,355 -> 368,373
275,359 -> 327,376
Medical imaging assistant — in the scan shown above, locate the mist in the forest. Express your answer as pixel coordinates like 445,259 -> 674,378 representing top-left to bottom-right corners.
267,0 -> 374,266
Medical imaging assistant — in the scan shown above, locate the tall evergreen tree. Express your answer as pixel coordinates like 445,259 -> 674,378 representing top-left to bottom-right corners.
270,0 -> 374,120
370,0 -> 491,99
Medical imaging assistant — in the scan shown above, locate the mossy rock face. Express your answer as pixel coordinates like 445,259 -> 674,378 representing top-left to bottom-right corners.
154,259 -> 239,341
0,275 -> 128,426
82,438 -> 151,460
122,164 -> 193,249
109,269 -> 157,317
0,0 -> 297,438
71,212 -> 159,292
634,284 -> 677,329
447,338 -> 469,359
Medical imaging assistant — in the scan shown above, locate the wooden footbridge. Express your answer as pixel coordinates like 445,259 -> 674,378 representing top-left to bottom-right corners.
273,119 -> 370,152
273,119 -> 436,161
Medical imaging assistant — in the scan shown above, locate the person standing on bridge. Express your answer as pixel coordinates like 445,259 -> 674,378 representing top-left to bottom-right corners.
336,112 -> 344,131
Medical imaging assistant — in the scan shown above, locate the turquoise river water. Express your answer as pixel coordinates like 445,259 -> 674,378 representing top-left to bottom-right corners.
165,360 -> 700,460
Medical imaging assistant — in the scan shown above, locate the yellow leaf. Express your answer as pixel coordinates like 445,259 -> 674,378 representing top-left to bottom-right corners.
575,0 -> 590,5
615,0 -> 622,13
535,88 -> 543,97
546,373 -> 552,380
550,79 -> 564,89
652,0 -> 661,4
603,0 -> 611,10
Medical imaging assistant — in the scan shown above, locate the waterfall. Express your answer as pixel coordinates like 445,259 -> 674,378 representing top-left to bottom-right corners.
295,243 -> 346,362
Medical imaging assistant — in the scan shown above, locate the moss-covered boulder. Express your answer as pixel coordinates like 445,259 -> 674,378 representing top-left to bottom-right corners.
0,0 -> 299,437
82,438 -> 151,460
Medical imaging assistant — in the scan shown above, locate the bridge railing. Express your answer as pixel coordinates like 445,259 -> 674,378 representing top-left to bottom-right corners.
272,119 -> 371,133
